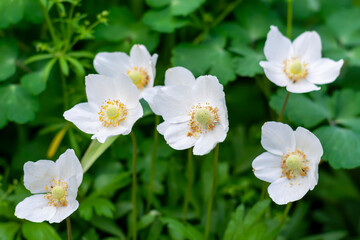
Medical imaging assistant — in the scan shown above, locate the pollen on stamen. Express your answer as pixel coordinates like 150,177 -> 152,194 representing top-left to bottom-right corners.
44,178 -> 68,207
98,99 -> 128,128
127,67 -> 150,89
281,149 -> 309,180
284,57 -> 308,83
187,102 -> 220,138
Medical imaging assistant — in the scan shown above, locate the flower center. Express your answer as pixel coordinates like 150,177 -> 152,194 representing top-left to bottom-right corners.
45,179 -> 68,207
127,67 -> 150,89
281,150 -> 309,180
98,99 -> 128,128
284,58 -> 308,83
187,103 -> 220,137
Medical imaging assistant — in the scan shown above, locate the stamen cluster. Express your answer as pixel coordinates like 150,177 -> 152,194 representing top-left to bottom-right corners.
98,99 -> 128,128
44,178 -> 69,207
187,103 -> 219,137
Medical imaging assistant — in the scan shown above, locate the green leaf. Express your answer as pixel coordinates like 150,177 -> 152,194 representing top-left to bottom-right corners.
145,0 -> 170,8
315,126 -> 360,169
243,199 -> 270,229
143,7 -> 187,33
59,57 -> 69,76
21,71 -> 46,95
93,198 -> 116,218
81,136 -> 118,172
0,84 -> 39,127
0,0 -> 24,29
233,52 -> 263,77
22,222 -> 61,240
172,37 -> 236,85
90,216 -> 126,239
25,54 -> 54,65
169,0 -> 205,16
223,205 -> 245,240
161,217 -> 204,240
138,210 -> 161,231
66,56 -> 85,76
301,231 -> 347,240
0,222 -> 20,240
23,0 -> 44,23
332,89 -> 360,119
270,89 -> 331,128
326,7 -> 360,46
0,38 -> 18,81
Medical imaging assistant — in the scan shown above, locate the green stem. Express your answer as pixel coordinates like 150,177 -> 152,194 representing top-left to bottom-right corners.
66,217 -> 72,240
204,144 -> 219,240
273,202 -> 293,240
277,91 -> 290,122
130,132 -> 138,240
59,63 -> 69,110
286,0 -> 293,39
131,0 -> 143,19
182,148 -> 194,223
39,0 -> 59,46
146,115 -> 160,212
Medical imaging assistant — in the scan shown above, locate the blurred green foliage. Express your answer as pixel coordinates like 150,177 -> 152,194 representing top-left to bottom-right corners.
1,0 -> 360,239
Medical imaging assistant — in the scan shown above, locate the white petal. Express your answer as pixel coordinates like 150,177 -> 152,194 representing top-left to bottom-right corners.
130,44 -> 152,69
64,102 -> 102,135
157,121 -> 170,135
306,58 -> 343,85
164,67 -> 196,87
142,86 -> 162,115
307,164 -> 319,191
153,86 -> 193,123
268,177 -> 311,205
192,75 -> 225,103
252,152 -> 282,183
92,125 -> 129,143
94,52 -> 130,77
260,61 -> 289,87
263,26 -> 291,62
24,160 -> 56,194
15,195 -> 56,222
294,127 -> 323,164
193,125 -> 227,156
286,79 -> 320,93
150,54 -> 158,78
293,31 -> 322,63
261,122 -> 296,156
86,74 -> 140,108
120,103 -> 143,133
56,149 -> 83,188
49,198 -> 79,223
163,122 -> 196,151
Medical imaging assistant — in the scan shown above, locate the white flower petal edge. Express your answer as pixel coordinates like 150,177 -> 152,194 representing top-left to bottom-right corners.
93,44 -> 158,99
151,68 -> 228,156
64,74 -> 143,143
260,25 -> 343,93
15,149 -> 83,223
252,122 -> 323,205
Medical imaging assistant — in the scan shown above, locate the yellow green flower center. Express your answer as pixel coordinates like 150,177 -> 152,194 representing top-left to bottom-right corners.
187,103 -> 220,137
127,67 -> 150,89
98,99 -> 127,128
281,150 -> 309,180
284,58 -> 308,83
44,179 -> 68,207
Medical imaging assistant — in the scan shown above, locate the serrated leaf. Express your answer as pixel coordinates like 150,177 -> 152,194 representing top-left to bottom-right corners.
0,0 -> 24,29
93,198 -> 116,218
21,71 -> 46,95
22,222 -> 61,240
143,7 -> 187,33
138,210 -> 161,230
172,38 -> 236,85
161,217 -> 204,240
170,0 -> 205,16
90,216 -> 126,239
233,53 -> 263,77
0,84 -> 39,127
332,89 -> 360,119
270,89 -> 331,128
315,126 -> 360,169
0,38 -> 18,81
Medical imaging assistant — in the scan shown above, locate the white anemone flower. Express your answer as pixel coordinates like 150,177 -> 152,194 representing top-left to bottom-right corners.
260,26 -> 343,93
144,67 -> 229,156
15,149 -> 83,223
64,74 -> 143,143
94,44 -> 158,98
252,122 -> 323,205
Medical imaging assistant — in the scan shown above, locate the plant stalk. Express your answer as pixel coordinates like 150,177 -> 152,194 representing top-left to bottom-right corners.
130,132 -> 138,240
182,148 -> 194,222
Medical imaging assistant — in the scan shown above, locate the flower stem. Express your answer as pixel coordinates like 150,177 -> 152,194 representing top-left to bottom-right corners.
146,115 -> 160,212
66,217 -> 72,240
38,0 -> 59,46
204,144 -> 219,240
286,0 -> 293,39
59,64 -> 69,111
274,202 -> 293,240
130,132 -> 138,240
182,148 -> 194,222
277,91 -> 290,122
